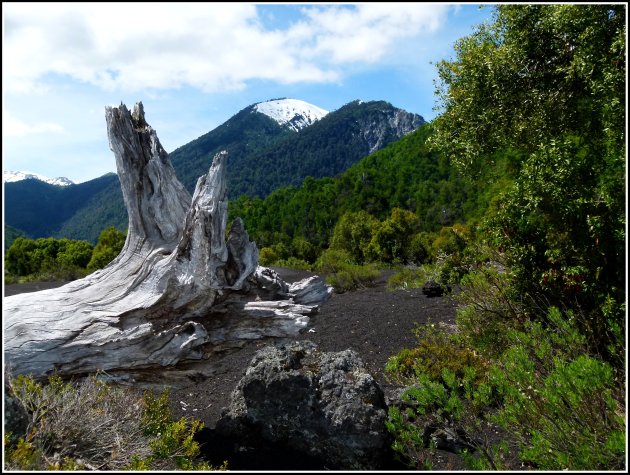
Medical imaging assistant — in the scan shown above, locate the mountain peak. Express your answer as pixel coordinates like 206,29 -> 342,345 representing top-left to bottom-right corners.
4,170 -> 74,187
254,98 -> 328,132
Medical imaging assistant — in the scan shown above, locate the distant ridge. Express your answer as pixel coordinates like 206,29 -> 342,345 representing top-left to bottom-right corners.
4,170 -> 74,187
4,99 -> 424,243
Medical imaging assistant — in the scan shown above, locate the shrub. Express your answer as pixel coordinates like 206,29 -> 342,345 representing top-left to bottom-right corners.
329,210 -> 380,263
290,236 -> 318,263
386,265 -> 444,291
4,373 -> 227,471
316,248 -> 380,292
386,266 -> 425,291
86,226 -> 126,272
385,323 -> 489,386
406,233 -> 431,264
488,308 -> 626,470
273,256 -> 313,271
324,263 -> 380,293
314,248 -> 354,274
388,303 -> 626,471
385,325 -> 504,470
259,246 -> 279,266
454,264 -> 525,357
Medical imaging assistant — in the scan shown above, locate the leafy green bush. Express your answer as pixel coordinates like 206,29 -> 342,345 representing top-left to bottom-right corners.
290,236 -> 318,263
273,256 -> 313,271
386,264 -> 450,291
86,226 -> 126,272
454,264 -> 524,357
138,389 -> 226,471
315,248 -> 379,292
258,246 -> 279,266
4,374 -> 226,471
314,248 -> 354,274
385,325 -> 504,470
386,266 -> 427,291
365,208 -> 421,264
385,323 -> 489,386
387,305 -> 626,471
330,210 -> 380,263
324,263 -> 380,293
406,232 -> 431,264
488,308 -> 625,470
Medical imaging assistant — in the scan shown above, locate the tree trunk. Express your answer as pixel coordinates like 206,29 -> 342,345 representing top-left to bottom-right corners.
4,102 -> 331,379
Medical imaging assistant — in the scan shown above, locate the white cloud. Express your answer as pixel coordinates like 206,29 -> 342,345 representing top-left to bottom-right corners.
298,4 -> 449,63
3,110 -> 64,137
3,3 -> 451,94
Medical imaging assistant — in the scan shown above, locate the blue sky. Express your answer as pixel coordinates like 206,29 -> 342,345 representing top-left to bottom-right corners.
3,3 -> 492,183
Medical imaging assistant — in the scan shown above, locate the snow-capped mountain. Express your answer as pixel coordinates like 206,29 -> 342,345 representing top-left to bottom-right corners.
4,170 -> 74,186
254,98 -> 329,132
5,99 -> 425,243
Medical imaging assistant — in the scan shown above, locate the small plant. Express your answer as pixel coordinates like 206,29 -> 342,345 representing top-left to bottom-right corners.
386,266 -> 429,291
258,246 -> 279,266
135,388 -> 227,471
4,373 -> 227,471
324,263 -> 380,292
315,248 -> 380,292
385,324 -> 506,470
273,256 -> 313,271
385,323 -> 489,386
488,308 -> 626,470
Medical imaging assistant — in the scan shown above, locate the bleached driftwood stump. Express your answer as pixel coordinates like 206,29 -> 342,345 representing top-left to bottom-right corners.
4,102 -> 331,379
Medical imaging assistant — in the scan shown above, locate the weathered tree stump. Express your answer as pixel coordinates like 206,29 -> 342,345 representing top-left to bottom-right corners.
4,102 -> 331,379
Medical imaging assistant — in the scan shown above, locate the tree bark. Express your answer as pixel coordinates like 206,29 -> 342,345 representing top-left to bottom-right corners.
4,102 -> 331,379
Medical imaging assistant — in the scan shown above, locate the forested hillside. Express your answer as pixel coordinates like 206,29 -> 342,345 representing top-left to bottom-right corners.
5,100 -> 422,244
223,100 -> 424,198
170,100 -> 424,198
4,174 -> 125,243
55,179 -> 127,243
4,225 -> 27,250
229,123 -> 491,251
168,104 -> 294,195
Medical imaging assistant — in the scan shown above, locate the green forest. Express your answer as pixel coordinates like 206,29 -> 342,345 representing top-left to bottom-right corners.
5,227 -> 126,283
4,4 -> 626,471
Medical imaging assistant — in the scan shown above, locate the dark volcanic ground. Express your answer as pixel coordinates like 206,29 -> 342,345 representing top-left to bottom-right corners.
163,267 -> 458,430
4,268 -> 461,470
5,269 -> 457,429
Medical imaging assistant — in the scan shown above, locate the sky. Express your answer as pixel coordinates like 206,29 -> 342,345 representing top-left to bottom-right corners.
2,2 -> 493,184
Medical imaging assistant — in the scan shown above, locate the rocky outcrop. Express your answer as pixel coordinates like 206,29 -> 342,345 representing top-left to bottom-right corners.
216,341 -> 391,470
4,103 -> 331,380
358,106 -> 424,154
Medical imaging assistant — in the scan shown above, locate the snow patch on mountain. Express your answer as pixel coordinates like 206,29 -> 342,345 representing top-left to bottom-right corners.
4,170 -> 74,186
254,99 -> 328,132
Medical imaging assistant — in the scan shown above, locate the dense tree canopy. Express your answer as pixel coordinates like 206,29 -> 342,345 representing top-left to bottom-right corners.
230,124 -> 486,254
86,226 -> 127,272
5,237 -> 94,278
432,3 -> 625,361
